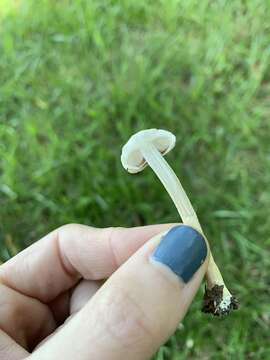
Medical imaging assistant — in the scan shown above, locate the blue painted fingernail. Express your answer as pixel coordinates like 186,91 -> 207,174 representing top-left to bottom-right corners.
151,225 -> 208,283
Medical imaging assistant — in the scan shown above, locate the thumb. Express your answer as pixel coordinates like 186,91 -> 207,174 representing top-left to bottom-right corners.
30,225 -> 209,360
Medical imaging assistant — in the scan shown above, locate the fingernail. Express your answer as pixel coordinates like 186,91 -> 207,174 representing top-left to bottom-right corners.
151,225 -> 208,283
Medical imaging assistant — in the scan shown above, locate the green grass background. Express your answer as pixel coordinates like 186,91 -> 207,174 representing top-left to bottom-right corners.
0,0 -> 270,358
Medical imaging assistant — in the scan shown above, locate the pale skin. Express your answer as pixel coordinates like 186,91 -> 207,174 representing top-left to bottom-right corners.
0,223 -> 209,360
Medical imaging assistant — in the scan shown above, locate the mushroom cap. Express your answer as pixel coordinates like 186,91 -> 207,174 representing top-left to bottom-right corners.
121,129 -> 176,173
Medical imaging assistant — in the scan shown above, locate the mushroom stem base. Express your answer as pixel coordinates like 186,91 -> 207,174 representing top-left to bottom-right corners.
202,284 -> 239,316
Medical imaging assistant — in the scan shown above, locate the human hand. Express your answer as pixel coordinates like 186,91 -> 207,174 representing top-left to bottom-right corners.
0,223 -> 209,360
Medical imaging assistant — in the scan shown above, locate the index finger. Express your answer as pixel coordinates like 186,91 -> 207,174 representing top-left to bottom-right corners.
0,224 -> 173,303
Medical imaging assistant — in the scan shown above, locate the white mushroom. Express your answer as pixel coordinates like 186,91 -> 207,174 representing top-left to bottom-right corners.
121,129 -> 238,316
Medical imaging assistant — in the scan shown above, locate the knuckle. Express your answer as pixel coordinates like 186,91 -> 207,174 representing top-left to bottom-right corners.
97,285 -> 155,346
0,286 -> 23,325
103,226 -> 125,239
58,223 -> 79,233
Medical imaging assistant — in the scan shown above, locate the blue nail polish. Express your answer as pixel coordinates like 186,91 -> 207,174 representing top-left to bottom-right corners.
151,225 -> 207,283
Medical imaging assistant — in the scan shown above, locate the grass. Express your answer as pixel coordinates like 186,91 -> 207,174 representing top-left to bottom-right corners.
0,0 -> 270,358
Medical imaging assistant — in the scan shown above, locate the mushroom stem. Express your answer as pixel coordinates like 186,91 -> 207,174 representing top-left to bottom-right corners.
140,141 -> 201,229
139,140 -> 238,315
206,253 -> 227,288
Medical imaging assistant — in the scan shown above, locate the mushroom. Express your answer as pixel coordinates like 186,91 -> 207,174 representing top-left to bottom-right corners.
121,129 -> 238,316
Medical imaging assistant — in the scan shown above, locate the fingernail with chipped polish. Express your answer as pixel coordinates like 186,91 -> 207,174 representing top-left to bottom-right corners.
151,225 -> 208,283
